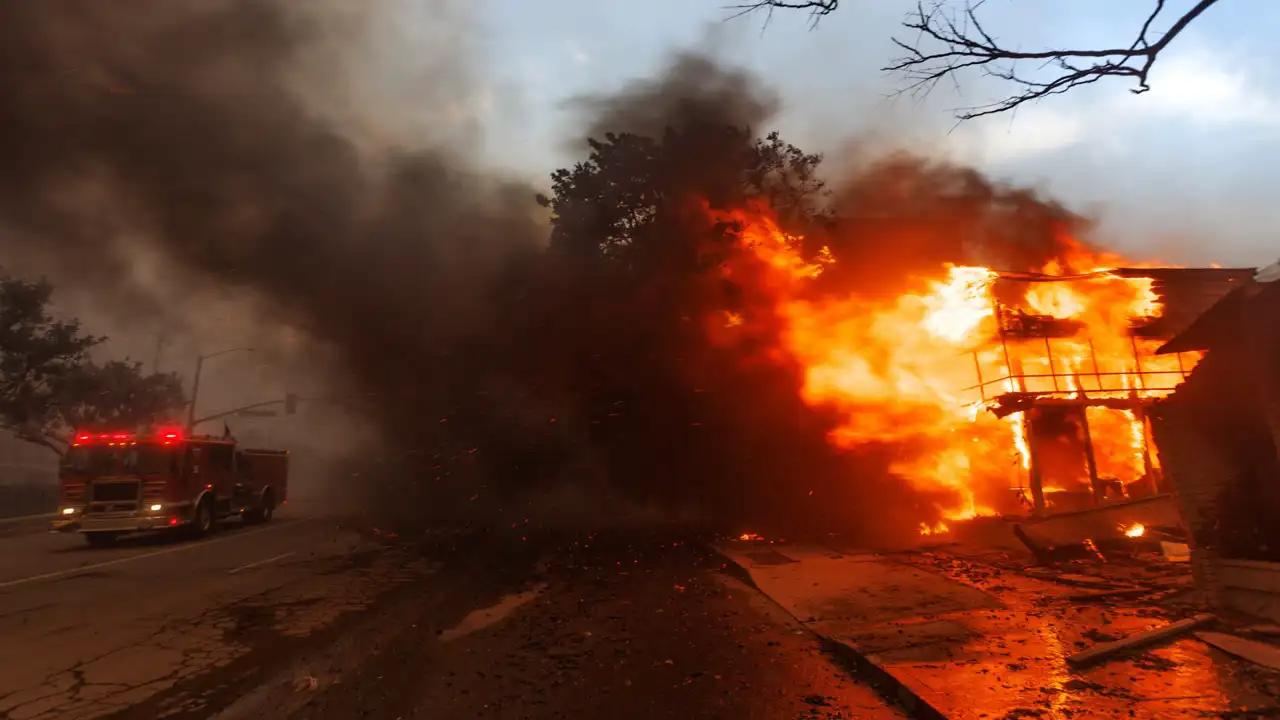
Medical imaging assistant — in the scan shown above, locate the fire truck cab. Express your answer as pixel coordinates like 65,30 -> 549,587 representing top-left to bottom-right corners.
53,427 -> 288,547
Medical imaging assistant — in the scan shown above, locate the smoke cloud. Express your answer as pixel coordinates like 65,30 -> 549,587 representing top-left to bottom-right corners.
571,51 -> 780,144
0,2 -> 1145,541
0,0 -> 550,512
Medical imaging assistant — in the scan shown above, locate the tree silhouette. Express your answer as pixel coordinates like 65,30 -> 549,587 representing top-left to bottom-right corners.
0,275 -> 186,454
525,123 -> 860,527
737,0 -> 1224,120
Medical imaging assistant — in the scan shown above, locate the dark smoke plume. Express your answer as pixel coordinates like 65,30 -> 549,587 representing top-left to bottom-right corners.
0,11 -> 535,394
571,51 -> 780,144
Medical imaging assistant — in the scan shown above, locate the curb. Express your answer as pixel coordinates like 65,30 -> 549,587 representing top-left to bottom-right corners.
0,513 -> 57,539
708,542 -> 955,720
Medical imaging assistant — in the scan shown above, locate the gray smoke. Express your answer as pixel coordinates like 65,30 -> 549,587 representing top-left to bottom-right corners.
0,0 -> 543,422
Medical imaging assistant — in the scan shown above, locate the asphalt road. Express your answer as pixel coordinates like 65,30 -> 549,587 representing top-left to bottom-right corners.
0,512 -> 906,720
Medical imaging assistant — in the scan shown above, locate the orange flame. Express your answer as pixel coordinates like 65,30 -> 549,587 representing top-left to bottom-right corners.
1121,522 -> 1146,538
713,202 -> 1197,521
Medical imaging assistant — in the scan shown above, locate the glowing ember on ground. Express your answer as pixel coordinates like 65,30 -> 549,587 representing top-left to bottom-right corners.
1121,522 -> 1146,538
713,201 -> 1195,524
737,532 -> 762,542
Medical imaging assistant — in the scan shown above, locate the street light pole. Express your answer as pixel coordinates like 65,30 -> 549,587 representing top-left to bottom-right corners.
185,347 -> 254,431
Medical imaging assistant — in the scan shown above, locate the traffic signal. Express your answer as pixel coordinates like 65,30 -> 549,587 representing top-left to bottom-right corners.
284,393 -> 298,415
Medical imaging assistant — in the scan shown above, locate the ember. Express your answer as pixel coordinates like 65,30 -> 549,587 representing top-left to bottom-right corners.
714,202 -> 1208,524
1121,522 -> 1146,538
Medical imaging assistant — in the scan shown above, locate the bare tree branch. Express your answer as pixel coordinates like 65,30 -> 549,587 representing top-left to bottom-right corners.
726,1 -> 838,25
739,0 -> 1225,120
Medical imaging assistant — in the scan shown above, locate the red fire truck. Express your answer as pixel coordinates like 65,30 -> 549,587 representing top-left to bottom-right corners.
52,427 -> 288,546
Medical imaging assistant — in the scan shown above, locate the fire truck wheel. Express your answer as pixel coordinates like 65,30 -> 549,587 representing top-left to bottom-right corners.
244,490 -> 275,525
84,532 -> 118,548
259,491 -> 275,523
190,498 -> 216,538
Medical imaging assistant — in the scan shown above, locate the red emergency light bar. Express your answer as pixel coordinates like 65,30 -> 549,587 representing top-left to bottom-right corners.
71,427 -> 186,447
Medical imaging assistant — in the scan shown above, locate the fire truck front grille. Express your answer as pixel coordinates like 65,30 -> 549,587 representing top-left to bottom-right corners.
90,481 -> 140,503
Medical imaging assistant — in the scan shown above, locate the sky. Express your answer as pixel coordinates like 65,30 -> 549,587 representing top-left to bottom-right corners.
459,0 -> 1280,267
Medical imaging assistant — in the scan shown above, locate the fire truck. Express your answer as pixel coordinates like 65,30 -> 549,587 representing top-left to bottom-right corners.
52,427 -> 288,547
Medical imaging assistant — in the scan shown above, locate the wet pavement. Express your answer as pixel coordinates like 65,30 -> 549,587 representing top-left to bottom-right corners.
718,538 -> 1280,719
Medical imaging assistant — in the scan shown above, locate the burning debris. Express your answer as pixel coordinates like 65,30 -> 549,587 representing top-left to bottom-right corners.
918,521 -> 950,537
1121,522 -> 1146,538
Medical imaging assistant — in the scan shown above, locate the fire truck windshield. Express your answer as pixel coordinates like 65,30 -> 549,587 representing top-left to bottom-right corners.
61,444 -> 181,476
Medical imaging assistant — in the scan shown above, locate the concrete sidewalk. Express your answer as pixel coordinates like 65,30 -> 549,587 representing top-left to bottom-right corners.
717,540 -> 1280,719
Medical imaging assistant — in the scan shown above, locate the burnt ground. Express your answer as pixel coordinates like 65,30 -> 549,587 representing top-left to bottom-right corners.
258,530 -> 907,720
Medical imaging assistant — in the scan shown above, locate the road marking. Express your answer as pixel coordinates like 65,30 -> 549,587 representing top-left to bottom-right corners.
228,551 -> 296,575
0,518 -> 314,591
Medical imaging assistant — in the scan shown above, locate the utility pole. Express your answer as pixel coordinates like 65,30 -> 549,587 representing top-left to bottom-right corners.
185,347 -> 255,431
186,355 -> 204,430
152,332 -> 168,374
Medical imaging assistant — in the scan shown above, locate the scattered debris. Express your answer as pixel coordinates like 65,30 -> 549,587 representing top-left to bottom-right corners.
1195,631 -> 1280,672
295,675 -> 319,691
1066,586 -> 1152,603
1014,524 -> 1108,566
1160,541 -> 1191,562
1067,613 -> 1216,667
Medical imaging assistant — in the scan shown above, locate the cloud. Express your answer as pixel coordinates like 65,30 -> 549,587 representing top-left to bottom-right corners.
949,106 -> 1087,165
938,41 -> 1280,170
1137,48 -> 1280,128
566,40 -> 589,65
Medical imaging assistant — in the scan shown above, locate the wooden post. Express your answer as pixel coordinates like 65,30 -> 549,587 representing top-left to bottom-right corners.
1134,406 -> 1159,496
1130,335 -> 1147,390
1077,405 -> 1103,504
972,350 -> 985,402
1045,337 -> 1059,392
1088,339 -> 1104,393
1026,408 -> 1046,513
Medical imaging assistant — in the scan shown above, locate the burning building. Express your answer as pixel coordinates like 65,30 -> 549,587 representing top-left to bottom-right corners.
717,202 -> 1254,530
967,266 -> 1254,517
1150,263 -> 1280,622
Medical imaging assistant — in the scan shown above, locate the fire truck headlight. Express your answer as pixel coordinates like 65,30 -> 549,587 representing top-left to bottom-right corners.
61,507 -> 76,515
149,504 -> 163,512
